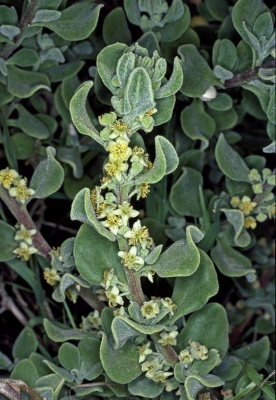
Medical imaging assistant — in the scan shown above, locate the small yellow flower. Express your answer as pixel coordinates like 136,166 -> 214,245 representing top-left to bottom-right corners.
9,178 -> 35,204
138,342 -> 152,363
14,224 -> 36,246
238,195 -> 257,215
104,160 -> 128,181
105,285 -> 124,307
152,371 -> 173,382
0,168 -> 19,189
144,107 -> 157,117
113,201 -> 139,225
118,246 -> 144,270
43,267 -> 61,286
96,200 -> 116,219
189,340 -> 208,360
244,216 -> 257,229
179,349 -> 194,367
102,214 -> 122,235
90,189 -> 97,209
98,112 -> 117,126
161,297 -> 177,316
141,300 -> 160,319
87,310 -> 101,330
108,140 -> 132,162
138,183 -> 150,198
157,330 -> 178,346
101,269 -> 118,289
248,168 -> 261,182
124,220 -> 153,249
230,196 -> 241,208
13,242 -> 38,261
109,120 -> 129,139
130,146 -> 148,167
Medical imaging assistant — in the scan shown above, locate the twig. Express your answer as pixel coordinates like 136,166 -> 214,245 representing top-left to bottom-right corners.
224,60 -> 276,88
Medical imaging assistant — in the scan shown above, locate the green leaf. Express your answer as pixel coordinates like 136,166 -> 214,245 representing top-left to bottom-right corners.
178,44 -> 220,97
207,106 -> 238,130
144,244 -> 163,264
103,7 -> 132,45
69,81 -> 105,147
100,334 -> 141,384
232,336 -> 270,371
78,337 -> 101,371
43,319 -> 93,342
70,188 -> 116,241
10,359 -> 39,387
179,303 -> 229,358
136,136 -> 179,184
12,327 -> 38,361
6,49 -> 40,67
232,0 -> 272,48
185,374 -> 224,400
52,273 -> 90,303
0,25 -> 20,40
43,61 -> 84,83
150,226 -> 203,277
267,91 -> 276,124
190,349 -> 222,375
213,355 -> 243,382
153,95 -> 176,126
43,360 -> 74,382
0,220 -> 17,262
0,81 -> 13,105
123,67 -> 155,117
212,39 -> 238,71
7,65 -> 50,98
57,147 -> 83,179
170,167 -> 203,217
215,133 -> 250,182
158,5 -> 190,43
32,9 -> 61,23
97,43 -> 128,93
171,250 -> 218,323
207,93 -> 233,111
155,57 -> 183,98
221,209 -> 251,247
180,99 -> 216,150
211,237 -> 255,277
128,374 -> 164,398
17,104 -> 50,139
205,0 -> 229,21
74,223 -> 125,285
30,147 -> 64,198
58,343 -> 80,370
34,3 -> 103,40
0,351 -> 12,370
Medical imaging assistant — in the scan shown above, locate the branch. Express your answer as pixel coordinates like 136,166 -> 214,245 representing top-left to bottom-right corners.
0,186 -> 51,260
224,60 -> 276,88
0,0 -> 40,60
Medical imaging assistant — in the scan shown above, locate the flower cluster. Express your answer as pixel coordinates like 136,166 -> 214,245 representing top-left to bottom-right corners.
0,167 -> 35,204
248,168 -> 275,193
178,340 -> 209,368
13,224 -> 38,261
140,297 -> 177,320
100,269 -> 130,307
140,352 -> 173,383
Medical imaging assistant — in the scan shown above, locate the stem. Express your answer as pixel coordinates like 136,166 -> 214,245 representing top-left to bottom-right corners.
124,268 -> 145,306
0,0 -> 40,60
224,60 -> 276,88
0,186 -> 51,260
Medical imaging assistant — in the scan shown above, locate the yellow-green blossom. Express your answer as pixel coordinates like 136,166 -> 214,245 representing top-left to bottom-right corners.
118,246 -> 144,270
108,139 -> 132,162
230,196 -> 241,208
0,168 -> 19,189
101,269 -> 118,289
151,370 -> 173,382
43,267 -> 61,286
244,216 -> 257,229
14,224 -> 36,245
96,200 -> 117,219
141,300 -> 160,319
13,242 -> 38,261
138,183 -> 150,199
130,146 -> 148,167
9,178 -> 35,204
138,342 -> 153,363
248,168 -> 261,182
113,201 -> 139,225
189,340 -> 208,360
105,286 -> 124,307
141,357 -> 162,378
87,310 -> 101,330
238,195 -> 257,215
101,214 -> 122,235
178,349 -> 194,367
157,330 -> 178,346
109,120 -> 130,140
161,297 -> 177,316
104,159 -> 128,181
124,220 -> 153,249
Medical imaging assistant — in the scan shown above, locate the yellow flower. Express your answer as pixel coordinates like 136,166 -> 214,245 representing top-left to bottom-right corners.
96,200 -> 116,219
238,195 -> 257,215
104,160 -> 128,181
9,179 -> 35,204
244,216 -> 257,229
109,120 -> 130,140
161,297 -> 177,316
43,267 -> 61,286
101,214 -> 122,235
230,196 -> 241,208
141,300 -> 160,319
189,340 -> 208,360
138,342 -> 153,363
0,168 -> 19,189
124,220 -> 153,249
138,183 -> 150,199
118,246 -> 144,270
13,242 -> 38,261
90,189 -> 97,209
113,201 -> 139,225
105,285 -> 124,307
14,224 -> 36,245
157,330 -> 178,346
108,140 -> 132,162
178,349 -> 194,367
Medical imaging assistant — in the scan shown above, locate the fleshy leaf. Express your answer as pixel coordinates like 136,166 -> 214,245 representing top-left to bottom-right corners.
30,147 -> 64,198
69,81 -> 105,147
135,136 -> 179,184
154,57 -> 183,98
100,334 -> 141,384
0,220 -> 17,262
211,237 -> 255,277
171,250 -> 218,323
43,319 -> 93,342
12,327 -> 38,361
150,226 -> 203,277
74,223 -> 125,285
17,105 -> 50,139
221,209 -> 251,247
58,343 -> 80,371
215,133 -> 250,182
103,7 -> 132,45
7,65 -> 50,98
185,374 -> 224,400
